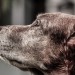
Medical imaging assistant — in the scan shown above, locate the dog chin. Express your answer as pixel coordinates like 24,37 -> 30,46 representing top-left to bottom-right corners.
19,67 -> 44,75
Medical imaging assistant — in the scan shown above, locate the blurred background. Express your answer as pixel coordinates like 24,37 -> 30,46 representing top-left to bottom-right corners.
0,0 -> 75,75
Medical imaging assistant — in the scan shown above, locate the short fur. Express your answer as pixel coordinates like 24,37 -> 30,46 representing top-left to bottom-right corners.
0,12 -> 75,75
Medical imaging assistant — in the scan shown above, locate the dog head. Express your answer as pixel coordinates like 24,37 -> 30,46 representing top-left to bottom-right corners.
0,12 -> 75,75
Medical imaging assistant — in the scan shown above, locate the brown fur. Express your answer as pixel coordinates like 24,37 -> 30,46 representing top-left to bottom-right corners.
0,12 -> 75,75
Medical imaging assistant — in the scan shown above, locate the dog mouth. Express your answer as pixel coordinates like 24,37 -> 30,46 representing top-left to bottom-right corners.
0,55 -> 40,70
10,60 -> 44,75
0,55 -> 31,69
0,55 -> 44,75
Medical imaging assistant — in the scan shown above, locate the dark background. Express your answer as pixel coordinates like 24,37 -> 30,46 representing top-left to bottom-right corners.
0,0 -> 75,25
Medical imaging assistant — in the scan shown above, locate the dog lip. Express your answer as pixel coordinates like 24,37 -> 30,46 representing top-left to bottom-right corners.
0,55 -> 37,69
9,59 -> 36,69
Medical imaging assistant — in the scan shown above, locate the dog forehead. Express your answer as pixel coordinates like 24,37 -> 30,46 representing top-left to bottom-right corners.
37,12 -> 61,21
37,12 -> 75,21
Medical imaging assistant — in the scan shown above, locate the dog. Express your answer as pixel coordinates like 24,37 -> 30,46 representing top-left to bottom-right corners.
0,12 -> 75,75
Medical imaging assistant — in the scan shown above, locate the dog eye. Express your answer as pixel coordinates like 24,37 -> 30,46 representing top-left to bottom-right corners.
35,20 -> 41,26
32,19 -> 41,27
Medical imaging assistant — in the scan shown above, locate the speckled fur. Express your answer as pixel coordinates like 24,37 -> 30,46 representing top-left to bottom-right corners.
0,12 -> 75,75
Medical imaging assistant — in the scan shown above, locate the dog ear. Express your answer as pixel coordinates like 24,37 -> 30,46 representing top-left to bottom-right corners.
66,24 -> 75,50
67,35 -> 75,50
66,35 -> 75,61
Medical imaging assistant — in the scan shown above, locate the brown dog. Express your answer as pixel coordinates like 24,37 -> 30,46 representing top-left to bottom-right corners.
0,12 -> 75,75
